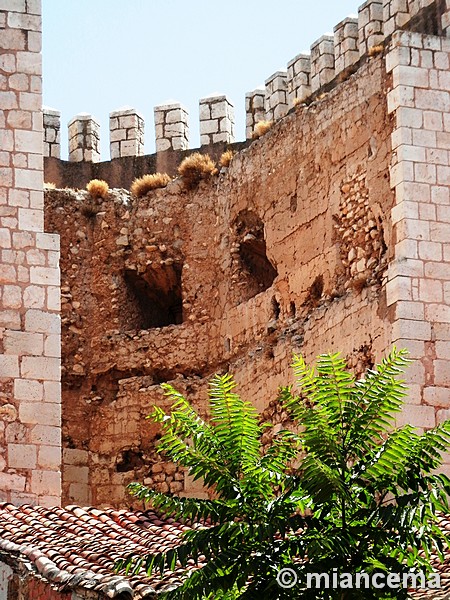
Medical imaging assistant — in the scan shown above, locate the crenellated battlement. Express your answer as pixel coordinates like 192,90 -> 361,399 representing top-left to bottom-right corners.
334,17 -> 360,75
154,102 -> 189,153
109,107 -> 144,159
68,113 -> 100,163
43,0 -> 450,163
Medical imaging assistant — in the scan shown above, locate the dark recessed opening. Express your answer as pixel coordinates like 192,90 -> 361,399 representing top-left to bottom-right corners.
124,262 -> 183,329
233,210 -> 278,300
304,275 -> 324,309
271,297 -> 281,320
116,449 -> 144,473
289,301 -> 296,317
290,195 -> 297,213
240,236 -> 278,290
310,275 -> 324,300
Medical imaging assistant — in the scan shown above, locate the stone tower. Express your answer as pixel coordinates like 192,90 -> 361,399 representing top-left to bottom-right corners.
0,0 -> 61,506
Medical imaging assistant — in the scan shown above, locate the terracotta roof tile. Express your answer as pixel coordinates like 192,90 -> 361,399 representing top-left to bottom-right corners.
0,502 -> 197,598
0,503 -> 449,598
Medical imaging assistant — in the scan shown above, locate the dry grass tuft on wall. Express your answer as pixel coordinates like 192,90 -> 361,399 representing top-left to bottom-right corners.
130,173 -> 172,198
44,182 -> 56,189
219,150 -> 235,168
252,120 -> 273,139
86,179 -> 109,199
178,152 -> 217,190
368,44 -> 384,57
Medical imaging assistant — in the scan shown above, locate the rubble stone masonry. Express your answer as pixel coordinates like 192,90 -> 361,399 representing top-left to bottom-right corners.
44,54 -> 394,507
0,0 -> 61,505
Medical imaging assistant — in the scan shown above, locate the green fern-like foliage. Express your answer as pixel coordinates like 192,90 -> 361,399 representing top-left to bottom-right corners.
117,349 -> 450,599
280,349 -> 450,598
118,373 -> 302,598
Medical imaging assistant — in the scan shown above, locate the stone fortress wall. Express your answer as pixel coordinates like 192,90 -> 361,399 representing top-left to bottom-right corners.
45,0 -> 450,507
1,0 -> 450,508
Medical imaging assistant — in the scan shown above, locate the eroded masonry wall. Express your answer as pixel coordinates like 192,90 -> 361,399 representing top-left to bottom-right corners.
0,0 -> 61,505
44,54 -> 395,507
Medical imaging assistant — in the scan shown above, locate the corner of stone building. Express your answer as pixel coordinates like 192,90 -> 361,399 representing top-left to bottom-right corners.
0,0 -> 61,506
385,29 -> 450,448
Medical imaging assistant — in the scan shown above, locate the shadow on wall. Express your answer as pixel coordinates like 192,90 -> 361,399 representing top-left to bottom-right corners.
233,210 -> 278,301
124,262 -> 183,329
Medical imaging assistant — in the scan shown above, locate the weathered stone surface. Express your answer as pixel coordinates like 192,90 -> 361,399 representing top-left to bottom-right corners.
43,55 -> 395,508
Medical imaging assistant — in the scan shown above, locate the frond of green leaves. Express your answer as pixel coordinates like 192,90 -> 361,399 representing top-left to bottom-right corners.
128,482 -> 235,524
151,384 -> 230,494
280,347 -> 450,585
116,348 -> 450,600
146,375 -> 299,507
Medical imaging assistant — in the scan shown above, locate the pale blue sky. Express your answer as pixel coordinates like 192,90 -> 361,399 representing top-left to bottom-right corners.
42,1 -> 361,160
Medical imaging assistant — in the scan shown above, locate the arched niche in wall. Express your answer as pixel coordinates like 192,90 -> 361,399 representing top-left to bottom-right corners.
123,261 -> 183,330
232,209 -> 278,301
